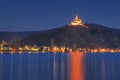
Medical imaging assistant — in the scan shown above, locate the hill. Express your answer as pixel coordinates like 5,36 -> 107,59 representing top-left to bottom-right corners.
0,31 -> 40,41
21,23 -> 120,48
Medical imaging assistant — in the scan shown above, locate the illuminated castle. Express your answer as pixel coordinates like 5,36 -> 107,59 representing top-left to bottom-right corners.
69,15 -> 84,26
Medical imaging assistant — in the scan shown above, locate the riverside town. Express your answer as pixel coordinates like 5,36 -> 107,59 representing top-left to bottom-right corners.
0,15 -> 120,53
0,40 -> 120,53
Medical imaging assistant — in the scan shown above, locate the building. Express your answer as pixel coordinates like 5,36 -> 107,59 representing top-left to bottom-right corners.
3,44 -> 10,51
69,15 -> 84,26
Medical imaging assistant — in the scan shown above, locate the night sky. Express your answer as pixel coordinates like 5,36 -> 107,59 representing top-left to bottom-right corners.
0,0 -> 120,31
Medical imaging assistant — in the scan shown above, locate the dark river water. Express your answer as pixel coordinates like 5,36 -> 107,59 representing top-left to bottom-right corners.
0,52 -> 120,80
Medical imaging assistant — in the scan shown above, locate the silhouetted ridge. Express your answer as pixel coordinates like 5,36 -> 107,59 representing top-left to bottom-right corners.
21,23 -> 120,48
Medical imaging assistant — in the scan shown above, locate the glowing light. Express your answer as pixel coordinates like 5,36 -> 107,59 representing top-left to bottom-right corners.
68,52 -> 84,80
69,15 -> 88,28
69,15 -> 83,26
31,48 -> 39,51
19,47 -> 23,51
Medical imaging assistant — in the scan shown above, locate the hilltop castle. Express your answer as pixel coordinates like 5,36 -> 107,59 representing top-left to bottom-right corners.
69,15 -> 88,28
69,15 -> 84,26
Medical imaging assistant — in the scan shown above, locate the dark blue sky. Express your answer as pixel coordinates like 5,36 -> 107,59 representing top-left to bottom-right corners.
0,0 -> 120,31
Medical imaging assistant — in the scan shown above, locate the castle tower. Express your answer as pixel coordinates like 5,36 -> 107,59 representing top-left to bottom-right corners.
69,15 -> 84,26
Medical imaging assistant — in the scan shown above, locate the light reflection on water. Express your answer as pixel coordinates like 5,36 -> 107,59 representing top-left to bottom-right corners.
0,54 -> 3,80
0,53 -> 120,80
68,52 -> 84,80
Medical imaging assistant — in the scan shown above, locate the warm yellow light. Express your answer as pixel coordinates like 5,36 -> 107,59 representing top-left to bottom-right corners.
69,15 -> 83,26
31,48 -> 39,51
19,47 -> 23,51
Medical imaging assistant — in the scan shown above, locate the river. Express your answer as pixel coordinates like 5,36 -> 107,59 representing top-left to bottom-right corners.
0,52 -> 120,80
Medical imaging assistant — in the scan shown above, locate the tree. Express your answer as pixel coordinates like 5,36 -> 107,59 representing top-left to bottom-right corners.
10,35 -> 21,51
50,38 -> 55,48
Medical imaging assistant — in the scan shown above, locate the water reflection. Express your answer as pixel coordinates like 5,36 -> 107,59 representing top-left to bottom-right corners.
10,54 -> 13,80
68,52 -> 84,80
53,54 -> 57,80
18,54 -> 22,80
84,53 -> 120,80
0,54 -> 3,80
0,53 -> 120,80
61,54 -> 65,80
101,55 -> 105,80
28,54 -> 31,80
